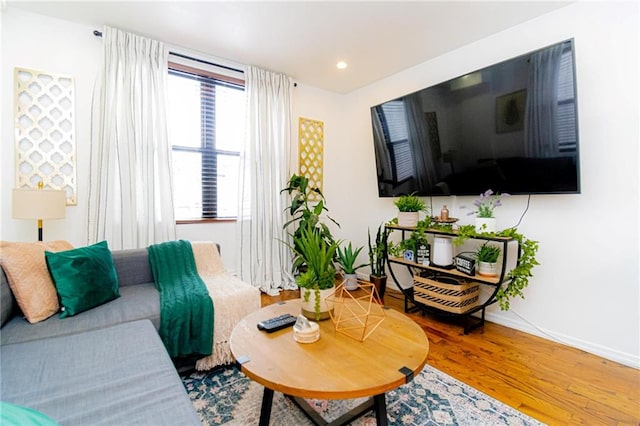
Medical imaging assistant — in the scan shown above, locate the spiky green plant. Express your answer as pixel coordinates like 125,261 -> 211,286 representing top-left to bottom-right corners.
336,241 -> 368,274
475,242 -> 501,263
368,225 -> 389,277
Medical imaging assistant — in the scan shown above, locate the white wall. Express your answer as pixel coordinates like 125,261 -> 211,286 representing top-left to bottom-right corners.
2,3 -> 638,367
1,8 -> 101,246
325,2 -> 639,367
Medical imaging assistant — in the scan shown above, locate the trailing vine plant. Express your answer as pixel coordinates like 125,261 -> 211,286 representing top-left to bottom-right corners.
494,227 -> 540,310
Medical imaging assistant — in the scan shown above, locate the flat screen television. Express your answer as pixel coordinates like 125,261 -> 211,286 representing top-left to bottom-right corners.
371,39 -> 580,197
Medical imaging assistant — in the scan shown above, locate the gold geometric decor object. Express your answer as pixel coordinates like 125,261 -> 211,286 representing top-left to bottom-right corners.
298,117 -> 324,201
326,279 -> 386,342
14,67 -> 77,205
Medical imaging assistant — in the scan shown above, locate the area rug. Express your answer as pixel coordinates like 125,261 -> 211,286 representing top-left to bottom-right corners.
182,364 -> 544,426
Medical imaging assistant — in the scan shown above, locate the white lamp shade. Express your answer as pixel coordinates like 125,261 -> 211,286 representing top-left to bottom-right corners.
12,189 -> 67,220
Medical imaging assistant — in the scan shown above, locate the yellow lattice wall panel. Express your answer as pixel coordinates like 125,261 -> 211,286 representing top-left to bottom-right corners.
14,67 -> 77,205
298,117 -> 324,200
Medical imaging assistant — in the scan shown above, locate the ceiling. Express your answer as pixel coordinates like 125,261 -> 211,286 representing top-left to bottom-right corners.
8,1 -> 572,93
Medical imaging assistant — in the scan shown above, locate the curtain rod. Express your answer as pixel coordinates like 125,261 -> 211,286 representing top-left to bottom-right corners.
93,30 -> 244,75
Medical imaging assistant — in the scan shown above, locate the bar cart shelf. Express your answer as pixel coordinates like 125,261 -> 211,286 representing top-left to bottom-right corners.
385,223 -> 519,333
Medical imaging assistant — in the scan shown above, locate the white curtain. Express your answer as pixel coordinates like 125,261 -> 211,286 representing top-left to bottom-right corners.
237,66 -> 296,295
88,26 -> 176,249
525,44 -> 563,158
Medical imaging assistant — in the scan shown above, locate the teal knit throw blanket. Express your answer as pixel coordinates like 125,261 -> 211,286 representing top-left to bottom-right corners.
148,240 -> 213,357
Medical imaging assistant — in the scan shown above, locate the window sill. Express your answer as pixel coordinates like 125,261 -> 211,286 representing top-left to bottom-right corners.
176,218 -> 237,225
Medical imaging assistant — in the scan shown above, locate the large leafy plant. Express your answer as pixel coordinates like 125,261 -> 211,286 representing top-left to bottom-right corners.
281,173 -> 339,272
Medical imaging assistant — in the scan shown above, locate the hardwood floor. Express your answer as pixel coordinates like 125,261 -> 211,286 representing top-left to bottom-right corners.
261,289 -> 640,425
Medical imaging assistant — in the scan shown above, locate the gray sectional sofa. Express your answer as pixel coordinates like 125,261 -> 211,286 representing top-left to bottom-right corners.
0,248 -> 202,425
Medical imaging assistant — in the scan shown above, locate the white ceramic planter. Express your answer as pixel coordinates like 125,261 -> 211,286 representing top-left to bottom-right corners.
301,286 -> 335,321
398,211 -> 419,227
475,217 -> 496,233
478,261 -> 498,277
343,274 -> 358,291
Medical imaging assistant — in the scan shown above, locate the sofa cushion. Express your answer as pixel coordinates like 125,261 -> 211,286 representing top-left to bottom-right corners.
111,248 -> 155,287
0,240 -> 73,323
0,320 -> 200,425
45,241 -> 119,318
1,283 -> 159,346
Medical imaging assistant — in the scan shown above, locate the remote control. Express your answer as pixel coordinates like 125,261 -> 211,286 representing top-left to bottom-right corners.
257,314 -> 297,333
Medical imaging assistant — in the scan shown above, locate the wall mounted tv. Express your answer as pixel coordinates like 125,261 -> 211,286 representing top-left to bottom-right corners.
371,39 -> 580,197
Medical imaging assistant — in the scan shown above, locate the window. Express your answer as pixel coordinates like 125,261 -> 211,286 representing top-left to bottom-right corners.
167,63 -> 245,220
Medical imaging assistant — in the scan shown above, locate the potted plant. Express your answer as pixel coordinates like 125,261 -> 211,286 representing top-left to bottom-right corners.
281,173 -> 339,273
336,241 -> 368,291
394,193 -> 427,228
368,225 -> 389,302
293,224 -> 338,321
475,242 -> 501,277
467,189 -> 509,233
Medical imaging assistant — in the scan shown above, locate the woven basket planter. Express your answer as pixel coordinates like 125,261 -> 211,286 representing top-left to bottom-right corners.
413,274 -> 479,314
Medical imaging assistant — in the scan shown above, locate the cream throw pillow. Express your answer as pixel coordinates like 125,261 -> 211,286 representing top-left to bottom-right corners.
0,240 -> 73,323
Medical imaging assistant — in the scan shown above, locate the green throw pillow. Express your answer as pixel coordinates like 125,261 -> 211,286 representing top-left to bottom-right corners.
45,240 -> 119,318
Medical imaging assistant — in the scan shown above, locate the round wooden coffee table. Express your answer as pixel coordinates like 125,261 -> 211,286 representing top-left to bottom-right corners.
229,298 -> 429,426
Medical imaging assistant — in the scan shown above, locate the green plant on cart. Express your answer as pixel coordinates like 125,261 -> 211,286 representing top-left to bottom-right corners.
475,242 -> 501,263
394,193 -> 427,213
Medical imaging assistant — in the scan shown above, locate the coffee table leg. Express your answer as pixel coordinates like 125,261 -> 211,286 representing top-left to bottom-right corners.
373,393 -> 388,426
259,387 -> 274,426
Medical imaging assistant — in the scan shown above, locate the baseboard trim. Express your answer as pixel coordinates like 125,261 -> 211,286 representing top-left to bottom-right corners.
484,312 -> 640,369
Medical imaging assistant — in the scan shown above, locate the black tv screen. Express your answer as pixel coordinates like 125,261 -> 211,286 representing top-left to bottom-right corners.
371,39 -> 580,197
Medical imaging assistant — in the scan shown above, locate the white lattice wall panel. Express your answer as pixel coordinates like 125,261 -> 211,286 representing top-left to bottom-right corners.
298,117 -> 324,201
14,67 -> 77,205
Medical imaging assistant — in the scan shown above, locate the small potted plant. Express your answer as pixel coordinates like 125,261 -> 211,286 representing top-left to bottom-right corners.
468,189 -> 509,233
394,193 -> 427,228
336,241 -> 368,291
368,225 -> 389,302
475,242 -> 501,277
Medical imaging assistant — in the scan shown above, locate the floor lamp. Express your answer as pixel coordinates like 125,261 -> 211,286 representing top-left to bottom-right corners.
12,186 -> 67,242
